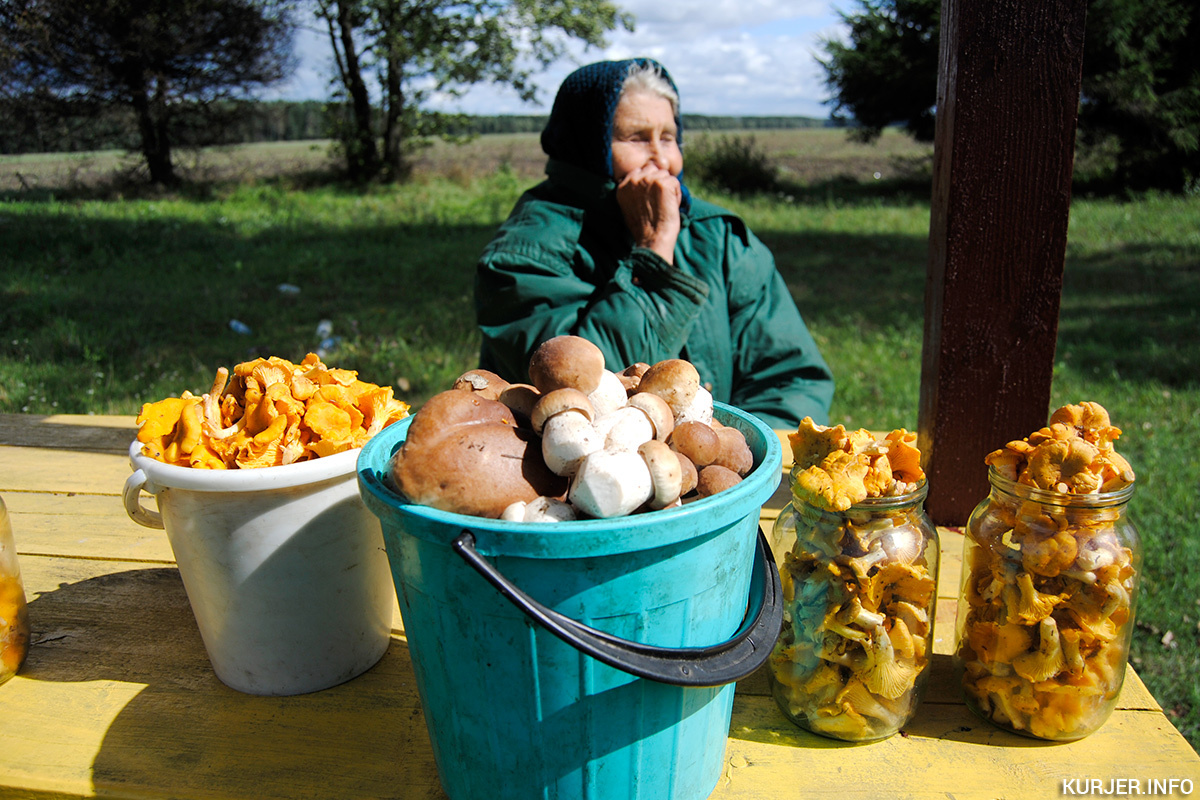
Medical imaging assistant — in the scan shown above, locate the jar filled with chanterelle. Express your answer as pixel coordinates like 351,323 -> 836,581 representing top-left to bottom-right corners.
955,401 -> 1139,741
767,420 -> 937,742
1,495 -> 31,685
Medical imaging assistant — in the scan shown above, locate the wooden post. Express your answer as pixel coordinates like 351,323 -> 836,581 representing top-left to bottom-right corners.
918,0 -> 1088,525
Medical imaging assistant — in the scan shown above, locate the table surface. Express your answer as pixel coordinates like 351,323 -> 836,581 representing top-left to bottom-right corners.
1,412 -> 1197,800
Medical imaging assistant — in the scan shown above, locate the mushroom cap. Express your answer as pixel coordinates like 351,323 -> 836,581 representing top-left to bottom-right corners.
675,452 -> 699,496
497,383 -> 542,425
391,421 -> 566,518
403,389 -> 517,448
696,464 -> 742,498
639,439 -> 683,509
636,359 -> 700,416
452,369 -> 511,400
627,392 -> 675,441
528,335 -> 606,395
711,424 -> 753,476
617,362 -> 650,394
531,387 -> 595,435
668,420 -> 721,467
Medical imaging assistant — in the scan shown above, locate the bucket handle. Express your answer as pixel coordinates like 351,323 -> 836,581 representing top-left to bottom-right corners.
123,469 -> 164,529
452,529 -> 783,687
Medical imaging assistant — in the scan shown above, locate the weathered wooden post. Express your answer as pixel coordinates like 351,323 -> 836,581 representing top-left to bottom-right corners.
918,0 -> 1089,525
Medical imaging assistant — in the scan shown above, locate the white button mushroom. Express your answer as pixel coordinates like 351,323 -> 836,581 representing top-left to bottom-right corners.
568,449 -> 654,518
542,410 -> 603,476
593,406 -> 655,452
587,369 -> 629,418
674,385 -> 714,426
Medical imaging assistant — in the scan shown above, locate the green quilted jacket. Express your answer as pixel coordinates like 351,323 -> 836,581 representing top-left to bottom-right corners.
474,159 -> 834,430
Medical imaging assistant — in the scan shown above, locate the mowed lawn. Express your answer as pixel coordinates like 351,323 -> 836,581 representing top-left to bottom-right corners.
2,130 -> 1198,747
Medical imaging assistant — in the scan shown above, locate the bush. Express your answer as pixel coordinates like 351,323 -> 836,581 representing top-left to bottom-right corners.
686,134 -> 778,195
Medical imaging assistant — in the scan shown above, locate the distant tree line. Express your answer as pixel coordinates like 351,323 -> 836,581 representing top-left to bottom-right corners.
0,99 -> 830,156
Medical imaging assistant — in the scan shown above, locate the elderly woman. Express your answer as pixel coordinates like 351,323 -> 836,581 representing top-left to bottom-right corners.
474,58 -> 834,429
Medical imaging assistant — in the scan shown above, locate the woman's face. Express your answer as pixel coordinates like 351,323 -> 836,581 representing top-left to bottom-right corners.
610,90 -> 683,182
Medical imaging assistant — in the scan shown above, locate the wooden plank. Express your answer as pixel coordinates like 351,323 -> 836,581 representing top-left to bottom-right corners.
718,696 -> 1200,799
917,0 -> 1088,525
5,491 -> 175,563
0,413 -> 139,454
0,446 -> 133,496
3,556 -> 433,800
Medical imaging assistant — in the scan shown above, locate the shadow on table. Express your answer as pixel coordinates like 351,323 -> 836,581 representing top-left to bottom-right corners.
728,653 -> 1066,750
23,567 -> 448,798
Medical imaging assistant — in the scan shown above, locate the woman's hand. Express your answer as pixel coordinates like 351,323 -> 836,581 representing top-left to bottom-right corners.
615,164 -> 682,265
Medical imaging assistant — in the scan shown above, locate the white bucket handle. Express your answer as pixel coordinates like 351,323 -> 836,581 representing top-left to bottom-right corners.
123,469 -> 164,529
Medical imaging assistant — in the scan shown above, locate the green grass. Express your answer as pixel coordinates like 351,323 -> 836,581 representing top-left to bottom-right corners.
1,131 -> 1198,747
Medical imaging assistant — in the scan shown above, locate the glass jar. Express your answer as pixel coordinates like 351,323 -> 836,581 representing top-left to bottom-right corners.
767,483 -> 939,741
954,467 -> 1140,741
0,496 -> 30,685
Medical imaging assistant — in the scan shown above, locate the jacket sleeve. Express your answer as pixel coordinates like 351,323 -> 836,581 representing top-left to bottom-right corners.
724,223 -> 835,430
475,207 -> 711,381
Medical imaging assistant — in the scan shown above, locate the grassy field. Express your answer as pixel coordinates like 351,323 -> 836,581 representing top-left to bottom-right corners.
1,130 -> 1198,747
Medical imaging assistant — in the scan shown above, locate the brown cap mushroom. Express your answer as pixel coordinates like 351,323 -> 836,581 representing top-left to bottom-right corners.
528,335 -> 606,395
675,452 -> 698,497
638,440 -> 683,509
668,420 -> 721,467
711,424 -> 753,477
453,369 -> 511,401
530,387 -> 595,436
636,359 -> 700,417
617,362 -> 650,394
391,391 -> 566,518
627,392 -> 675,441
696,464 -> 742,498
497,383 -> 541,426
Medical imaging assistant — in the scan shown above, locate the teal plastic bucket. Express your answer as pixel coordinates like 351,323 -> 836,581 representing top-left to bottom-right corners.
357,402 -> 782,800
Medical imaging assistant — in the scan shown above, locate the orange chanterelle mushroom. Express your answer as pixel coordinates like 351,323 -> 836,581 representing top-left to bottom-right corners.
136,354 -> 409,469
958,401 -> 1137,740
769,419 -> 934,741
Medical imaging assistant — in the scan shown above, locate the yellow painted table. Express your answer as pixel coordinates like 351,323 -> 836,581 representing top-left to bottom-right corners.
1,413 -> 1197,799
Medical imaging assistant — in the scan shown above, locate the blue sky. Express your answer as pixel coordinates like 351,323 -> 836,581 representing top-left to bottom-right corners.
266,1 -> 850,119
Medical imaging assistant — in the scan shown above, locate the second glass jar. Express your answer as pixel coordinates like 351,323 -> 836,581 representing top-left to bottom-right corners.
767,483 -> 939,741
954,468 -> 1140,741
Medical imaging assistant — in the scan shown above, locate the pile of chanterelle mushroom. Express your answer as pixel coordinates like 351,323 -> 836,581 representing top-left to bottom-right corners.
389,335 -> 756,520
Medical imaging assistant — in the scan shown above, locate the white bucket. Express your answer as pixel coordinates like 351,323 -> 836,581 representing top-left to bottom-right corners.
123,441 -> 395,695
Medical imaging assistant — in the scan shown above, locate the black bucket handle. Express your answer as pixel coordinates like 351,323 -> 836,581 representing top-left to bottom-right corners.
451,529 -> 783,687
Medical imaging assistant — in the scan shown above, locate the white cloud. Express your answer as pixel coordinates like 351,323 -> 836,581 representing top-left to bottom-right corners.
265,2 -> 849,118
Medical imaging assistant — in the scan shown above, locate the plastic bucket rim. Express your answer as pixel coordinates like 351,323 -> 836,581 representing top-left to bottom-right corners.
356,401 -> 783,558
128,439 -> 361,493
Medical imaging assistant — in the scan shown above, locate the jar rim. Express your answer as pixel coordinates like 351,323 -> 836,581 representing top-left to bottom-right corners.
795,479 -> 928,512
986,465 -> 1135,506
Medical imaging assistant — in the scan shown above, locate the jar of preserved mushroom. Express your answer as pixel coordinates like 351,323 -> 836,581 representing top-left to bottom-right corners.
955,467 -> 1140,740
767,482 -> 938,741
0,495 -> 30,685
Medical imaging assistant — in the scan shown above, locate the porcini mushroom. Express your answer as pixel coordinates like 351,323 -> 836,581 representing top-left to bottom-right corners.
569,449 -> 654,518
453,369 -> 511,400
587,370 -> 629,418
528,335 -> 606,395
668,421 -> 721,467
636,359 -> 700,417
639,440 -> 684,509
